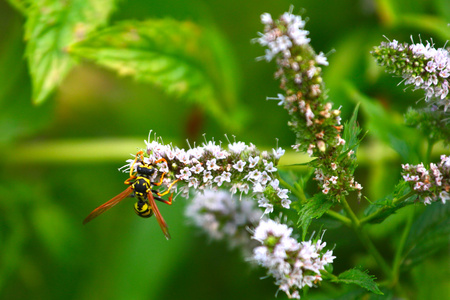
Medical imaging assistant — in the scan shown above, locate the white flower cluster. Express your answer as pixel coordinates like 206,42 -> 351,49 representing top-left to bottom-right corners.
402,154 -> 450,205
123,134 -> 290,215
256,11 -> 311,62
252,219 -> 335,299
314,167 -> 363,196
185,190 -> 262,250
375,39 -> 450,111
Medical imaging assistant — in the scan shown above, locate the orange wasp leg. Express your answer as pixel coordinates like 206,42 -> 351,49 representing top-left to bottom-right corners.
124,151 -> 146,185
156,179 -> 180,198
151,157 -> 169,186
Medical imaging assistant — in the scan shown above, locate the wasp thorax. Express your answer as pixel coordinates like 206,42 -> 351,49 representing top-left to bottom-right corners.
137,165 -> 156,177
133,177 -> 151,196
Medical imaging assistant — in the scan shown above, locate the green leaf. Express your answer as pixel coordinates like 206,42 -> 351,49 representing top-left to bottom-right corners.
363,181 -> 414,224
298,193 -> 334,239
25,0 -> 115,104
403,202 -> 450,269
69,19 -> 240,129
343,82 -> 421,163
334,268 -> 383,295
342,103 -> 362,154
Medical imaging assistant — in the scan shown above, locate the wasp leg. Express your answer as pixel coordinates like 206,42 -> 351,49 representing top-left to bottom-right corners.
129,150 -> 145,178
152,194 -> 173,205
124,176 -> 136,185
151,157 -> 169,186
156,179 -> 180,197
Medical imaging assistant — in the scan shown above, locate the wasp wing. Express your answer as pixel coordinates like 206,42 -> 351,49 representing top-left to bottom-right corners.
83,186 -> 134,225
147,191 -> 171,240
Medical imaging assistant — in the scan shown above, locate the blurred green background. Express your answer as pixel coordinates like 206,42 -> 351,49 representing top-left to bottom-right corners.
0,0 -> 449,299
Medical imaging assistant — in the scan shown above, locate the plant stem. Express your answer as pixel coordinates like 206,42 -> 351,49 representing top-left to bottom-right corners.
391,207 -> 414,286
424,139 -> 435,165
340,196 -> 392,277
325,210 -> 352,227
340,196 -> 360,227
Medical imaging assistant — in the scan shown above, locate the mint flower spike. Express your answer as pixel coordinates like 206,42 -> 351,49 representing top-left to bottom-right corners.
402,154 -> 450,205
255,10 -> 362,201
372,37 -> 450,111
186,189 -> 262,252
252,219 -> 335,299
121,133 -> 291,215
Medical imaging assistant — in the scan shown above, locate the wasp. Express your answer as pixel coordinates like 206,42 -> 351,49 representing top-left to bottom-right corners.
83,151 -> 179,240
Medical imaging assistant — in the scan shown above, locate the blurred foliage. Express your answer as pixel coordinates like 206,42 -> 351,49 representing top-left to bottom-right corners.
0,0 -> 449,299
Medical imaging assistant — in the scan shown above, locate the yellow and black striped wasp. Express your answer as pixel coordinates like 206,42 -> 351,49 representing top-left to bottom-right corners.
83,151 -> 179,239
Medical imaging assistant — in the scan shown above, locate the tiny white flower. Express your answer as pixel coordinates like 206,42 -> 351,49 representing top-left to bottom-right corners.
265,161 -> 278,172
248,156 -> 260,168
203,171 -> 213,183
277,189 -> 289,199
191,163 -> 204,174
188,177 -> 199,188
222,171 -> 231,183
233,160 -> 246,172
281,198 -> 291,209
273,147 -> 285,159
214,175 -> 225,187
176,167 -> 192,180
206,159 -> 221,171
260,171 -> 271,185
261,12 -> 273,25
316,51 -> 329,66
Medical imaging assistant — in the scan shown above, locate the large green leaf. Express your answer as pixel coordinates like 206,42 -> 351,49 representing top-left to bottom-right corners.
403,202 -> 450,269
69,19 -> 239,129
25,0 -> 115,104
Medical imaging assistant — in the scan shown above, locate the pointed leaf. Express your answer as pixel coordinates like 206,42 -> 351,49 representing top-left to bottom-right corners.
334,268 -> 383,295
298,193 -> 334,239
343,82 -> 421,163
363,181 -> 414,224
69,19 -> 239,129
25,0 -> 115,104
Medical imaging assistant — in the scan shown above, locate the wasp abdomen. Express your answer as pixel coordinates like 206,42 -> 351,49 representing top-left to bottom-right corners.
134,199 -> 153,218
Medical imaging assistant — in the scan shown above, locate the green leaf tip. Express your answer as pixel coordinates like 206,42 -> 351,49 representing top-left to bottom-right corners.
70,18 -> 240,129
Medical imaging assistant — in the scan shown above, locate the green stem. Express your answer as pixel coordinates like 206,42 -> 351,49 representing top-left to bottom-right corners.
340,197 -> 392,277
325,210 -> 352,227
340,196 -> 360,227
391,207 -> 414,286
424,139 -> 435,165
360,190 -> 416,225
